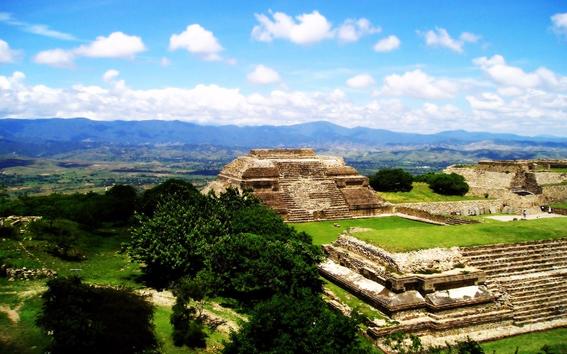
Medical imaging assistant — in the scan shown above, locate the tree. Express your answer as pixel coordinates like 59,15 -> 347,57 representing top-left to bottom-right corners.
223,292 -> 372,354
103,185 -> 139,224
126,196 -> 230,286
369,169 -> 413,192
170,276 -> 209,348
36,276 -> 158,354
428,173 -> 469,196
202,233 -> 322,304
138,178 -> 201,216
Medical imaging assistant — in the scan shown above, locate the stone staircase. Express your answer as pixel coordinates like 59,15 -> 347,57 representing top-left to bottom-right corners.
461,239 -> 567,326
280,177 -> 351,222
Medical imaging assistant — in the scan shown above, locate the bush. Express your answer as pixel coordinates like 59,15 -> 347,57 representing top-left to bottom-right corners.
28,220 -> 86,261
369,169 -> 413,192
428,173 -> 469,196
36,276 -> 158,354
0,225 -> 18,239
223,292 -> 371,354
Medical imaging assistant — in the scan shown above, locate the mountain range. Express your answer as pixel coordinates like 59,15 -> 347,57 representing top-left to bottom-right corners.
1,118 -> 565,151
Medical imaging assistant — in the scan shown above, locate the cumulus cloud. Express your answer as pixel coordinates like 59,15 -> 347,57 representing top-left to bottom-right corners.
378,69 -> 458,99
102,69 -> 120,82
474,54 -> 563,89
551,12 -> 567,37
373,35 -> 400,52
34,49 -> 75,68
160,57 -> 171,67
419,28 -> 479,53
252,10 -> 379,45
33,32 -> 146,68
337,18 -> 380,43
346,74 -> 375,89
252,10 -> 333,45
0,39 -> 19,63
0,12 -> 76,41
2,71 -> 566,135
75,32 -> 145,58
169,24 -> 223,61
247,65 -> 281,85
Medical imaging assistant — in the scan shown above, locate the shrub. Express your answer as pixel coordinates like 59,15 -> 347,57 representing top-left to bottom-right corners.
0,225 -> 18,239
369,169 -> 413,192
428,173 -> 469,196
36,276 -> 158,354
223,292 -> 371,354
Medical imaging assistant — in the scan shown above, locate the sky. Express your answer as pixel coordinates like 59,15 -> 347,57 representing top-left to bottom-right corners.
0,0 -> 567,136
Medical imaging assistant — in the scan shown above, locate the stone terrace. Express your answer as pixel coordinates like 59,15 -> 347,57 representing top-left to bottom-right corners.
203,148 -> 384,222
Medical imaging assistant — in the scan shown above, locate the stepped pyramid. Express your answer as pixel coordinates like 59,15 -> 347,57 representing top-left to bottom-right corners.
203,148 -> 385,222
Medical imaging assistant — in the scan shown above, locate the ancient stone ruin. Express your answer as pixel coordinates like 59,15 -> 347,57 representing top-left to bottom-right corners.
203,148 -> 385,222
320,232 -> 567,347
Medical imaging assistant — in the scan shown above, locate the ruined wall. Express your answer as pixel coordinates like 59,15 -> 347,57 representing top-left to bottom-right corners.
535,172 -> 567,186
396,200 -> 503,216
446,167 -> 515,190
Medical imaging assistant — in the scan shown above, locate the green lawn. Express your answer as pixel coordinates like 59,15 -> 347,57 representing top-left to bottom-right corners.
322,278 -> 387,322
293,216 -> 433,246
293,216 -> 567,252
377,182 -> 485,204
482,328 -> 567,353
551,201 -> 567,209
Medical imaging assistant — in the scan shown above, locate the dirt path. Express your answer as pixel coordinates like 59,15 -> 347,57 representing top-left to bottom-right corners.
0,304 -> 21,323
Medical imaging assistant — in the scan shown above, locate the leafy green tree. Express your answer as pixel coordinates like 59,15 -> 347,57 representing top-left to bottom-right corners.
428,173 -> 469,196
36,276 -> 158,354
223,292 -> 371,354
138,178 -> 201,216
126,196 -> 230,286
202,233 -> 322,304
369,168 -> 413,192
103,185 -> 139,223
170,277 -> 209,348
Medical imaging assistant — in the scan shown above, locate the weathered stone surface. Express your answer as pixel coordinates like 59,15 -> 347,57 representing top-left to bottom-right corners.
203,148 -> 385,222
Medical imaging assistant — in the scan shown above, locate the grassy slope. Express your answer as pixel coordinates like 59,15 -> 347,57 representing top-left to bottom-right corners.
377,182 -> 484,204
293,216 -> 567,252
551,201 -> 567,208
482,328 -> 567,353
0,222 -> 232,353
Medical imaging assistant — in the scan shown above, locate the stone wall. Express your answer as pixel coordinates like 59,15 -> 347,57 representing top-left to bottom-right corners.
396,200 -> 503,216
541,185 -> 567,204
535,172 -> 567,186
445,167 -> 515,190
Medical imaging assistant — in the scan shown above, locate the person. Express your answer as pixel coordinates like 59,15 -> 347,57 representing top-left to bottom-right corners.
522,209 -> 527,219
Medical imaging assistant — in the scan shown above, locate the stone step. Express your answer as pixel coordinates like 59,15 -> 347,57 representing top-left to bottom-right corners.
514,312 -> 566,326
513,305 -> 567,323
512,291 -> 567,307
498,273 -> 567,287
461,240 -> 567,255
506,281 -> 567,298
463,246 -> 567,262
468,257 -> 567,274
478,260 -> 567,278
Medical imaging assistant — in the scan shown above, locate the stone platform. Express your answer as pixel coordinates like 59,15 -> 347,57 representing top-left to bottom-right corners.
320,234 -> 567,346
203,148 -> 385,222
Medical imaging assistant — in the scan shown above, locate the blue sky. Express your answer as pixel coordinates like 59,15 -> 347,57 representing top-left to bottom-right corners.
1,0 -> 566,135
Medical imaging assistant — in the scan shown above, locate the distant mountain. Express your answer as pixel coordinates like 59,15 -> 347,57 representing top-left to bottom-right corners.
0,118 -> 565,152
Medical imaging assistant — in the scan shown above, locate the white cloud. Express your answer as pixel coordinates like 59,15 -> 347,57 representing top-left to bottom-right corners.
551,12 -> 567,37
0,39 -> 19,63
247,65 -> 281,85
0,12 -> 76,41
419,28 -> 479,53
346,74 -> 375,89
102,69 -> 120,82
474,54 -> 562,88
378,69 -> 458,99
337,18 -> 380,43
34,32 -> 146,68
252,10 -> 333,45
373,35 -> 400,52
2,71 -> 566,136
34,49 -> 75,68
169,24 -> 223,61
75,32 -> 145,58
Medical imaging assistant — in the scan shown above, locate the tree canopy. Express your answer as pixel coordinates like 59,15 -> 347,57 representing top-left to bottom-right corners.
369,168 -> 413,192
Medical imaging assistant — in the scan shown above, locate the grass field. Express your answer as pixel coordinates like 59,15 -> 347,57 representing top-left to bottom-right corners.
377,182 -> 485,204
551,201 -> 567,209
0,222 -> 231,353
481,328 -> 567,353
293,215 -> 567,251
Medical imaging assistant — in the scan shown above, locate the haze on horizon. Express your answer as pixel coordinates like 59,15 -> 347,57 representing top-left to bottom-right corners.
0,1 -> 566,136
